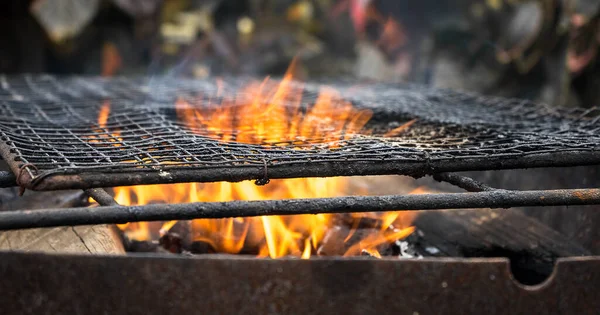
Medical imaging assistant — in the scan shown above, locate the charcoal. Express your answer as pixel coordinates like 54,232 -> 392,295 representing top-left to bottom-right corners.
316,225 -> 349,256
188,240 -> 217,254
159,233 -> 184,254
125,240 -> 167,253
164,221 -> 193,250
334,214 -> 383,230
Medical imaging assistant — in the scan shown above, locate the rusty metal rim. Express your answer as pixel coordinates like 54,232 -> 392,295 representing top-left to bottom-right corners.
2,252 -> 599,314
0,150 -> 599,190
1,250 -> 598,289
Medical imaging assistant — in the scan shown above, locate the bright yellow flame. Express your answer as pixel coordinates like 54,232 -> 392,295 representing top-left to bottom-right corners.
301,238 -> 312,259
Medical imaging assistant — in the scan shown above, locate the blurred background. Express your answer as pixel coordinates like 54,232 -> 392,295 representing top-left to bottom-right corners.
1,0 -> 598,107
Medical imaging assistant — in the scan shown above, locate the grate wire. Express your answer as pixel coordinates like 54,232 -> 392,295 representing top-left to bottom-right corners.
0,74 -> 599,190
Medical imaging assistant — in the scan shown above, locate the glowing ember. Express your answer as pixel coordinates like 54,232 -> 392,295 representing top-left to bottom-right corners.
92,66 -> 417,258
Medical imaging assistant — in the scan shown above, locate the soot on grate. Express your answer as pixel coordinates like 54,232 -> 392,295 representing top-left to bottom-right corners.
0,74 -> 599,190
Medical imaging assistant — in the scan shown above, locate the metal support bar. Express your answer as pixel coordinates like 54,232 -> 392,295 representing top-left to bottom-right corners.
0,188 -> 598,231
8,151 -> 600,191
0,171 -> 16,188
84,188 -> 119,206
433,173 -> 496,192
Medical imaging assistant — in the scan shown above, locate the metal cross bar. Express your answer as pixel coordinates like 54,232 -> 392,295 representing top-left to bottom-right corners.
0,188 -> 599,230
84,188 -> 119,206
433,173 -> 496,192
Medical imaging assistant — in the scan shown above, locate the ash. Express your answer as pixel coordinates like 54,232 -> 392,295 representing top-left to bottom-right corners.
396,240 -> 423,259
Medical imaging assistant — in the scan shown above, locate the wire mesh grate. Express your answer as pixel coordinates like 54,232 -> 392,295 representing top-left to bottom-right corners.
0,74 -> 599,190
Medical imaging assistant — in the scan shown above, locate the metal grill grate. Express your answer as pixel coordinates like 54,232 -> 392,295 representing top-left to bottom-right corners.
0,74 -> 599,191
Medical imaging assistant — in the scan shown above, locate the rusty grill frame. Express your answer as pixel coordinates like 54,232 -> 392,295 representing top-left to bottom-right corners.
1,251 -> 599,315
0,75 -> 599,191
0,75 -> 599,230
1,75 -> 600,313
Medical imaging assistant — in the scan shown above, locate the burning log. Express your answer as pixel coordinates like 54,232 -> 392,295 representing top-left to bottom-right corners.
316,213 -> 413,257
158,221 -> 193,254
316,225 -> 349,256
159,232 -> 185,254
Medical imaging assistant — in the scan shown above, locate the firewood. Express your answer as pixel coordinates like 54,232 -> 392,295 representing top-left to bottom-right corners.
0,225 -> 125,254
411,208 -> 590,258
0,190 -> 124,254
316,225 -> 349,256
188,240 -> 217,255
409,208 -> 591,284
126,239 -> 162,253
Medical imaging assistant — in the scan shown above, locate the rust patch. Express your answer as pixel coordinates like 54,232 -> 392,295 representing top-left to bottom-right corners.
572,190 -> 600,200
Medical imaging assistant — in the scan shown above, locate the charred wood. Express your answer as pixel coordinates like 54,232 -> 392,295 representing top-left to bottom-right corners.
409,208 -> 590,284
462,166 -> 600,253
316,225 -> 349,256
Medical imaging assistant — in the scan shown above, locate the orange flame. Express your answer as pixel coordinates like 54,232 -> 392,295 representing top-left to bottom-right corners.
176,61 -> 373,146
110,179 -> 420,258
98,101 -> 110,128
88,101 -> 124,147
94,68 -> 418,258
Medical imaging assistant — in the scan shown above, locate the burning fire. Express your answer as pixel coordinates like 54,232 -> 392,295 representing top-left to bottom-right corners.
113,181 -> 418,258
175,61 -> 373,146
94,65 -> 417,258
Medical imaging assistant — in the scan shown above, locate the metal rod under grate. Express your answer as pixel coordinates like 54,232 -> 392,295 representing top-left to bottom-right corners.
0,187 -> 597,230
